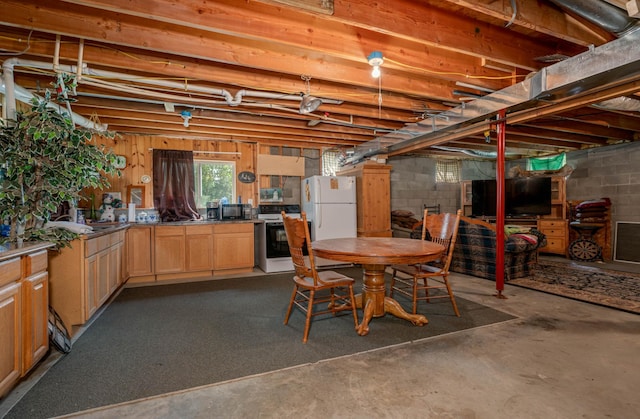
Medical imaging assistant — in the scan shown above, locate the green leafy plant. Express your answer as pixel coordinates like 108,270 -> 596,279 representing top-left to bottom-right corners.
0,91 -> 119,248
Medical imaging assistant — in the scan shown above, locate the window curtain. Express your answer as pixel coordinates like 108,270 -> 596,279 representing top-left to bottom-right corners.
153,149 -> 201,222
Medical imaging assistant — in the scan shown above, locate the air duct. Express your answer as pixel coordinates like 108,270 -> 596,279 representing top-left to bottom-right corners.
547,0 -> 640,112
346,2 -> 640,164
592,96 -> 640,111
548,0 -> 637,37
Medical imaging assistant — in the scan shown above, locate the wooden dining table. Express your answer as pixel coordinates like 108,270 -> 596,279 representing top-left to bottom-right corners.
312,237 -> 445,336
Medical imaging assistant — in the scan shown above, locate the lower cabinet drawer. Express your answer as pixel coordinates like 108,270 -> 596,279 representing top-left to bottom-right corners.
541,238 -> 566,253
541,228 -> 565,238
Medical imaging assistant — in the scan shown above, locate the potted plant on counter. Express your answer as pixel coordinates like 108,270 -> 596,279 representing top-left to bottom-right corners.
0,90 -> 119,248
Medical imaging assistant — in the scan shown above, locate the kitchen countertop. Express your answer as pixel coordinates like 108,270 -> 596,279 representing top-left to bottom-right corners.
83,222 -> 131,238
0,241 -> 55,262
127,219 -> 264,227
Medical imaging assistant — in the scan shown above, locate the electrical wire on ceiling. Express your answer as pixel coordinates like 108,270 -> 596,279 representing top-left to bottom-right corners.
383,57 -> 526,80
504,0 -> 518,28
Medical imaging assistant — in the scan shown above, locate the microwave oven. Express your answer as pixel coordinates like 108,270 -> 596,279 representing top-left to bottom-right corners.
220,204 -> 252,220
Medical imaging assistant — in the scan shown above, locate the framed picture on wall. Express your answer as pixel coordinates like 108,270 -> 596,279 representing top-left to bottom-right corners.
260,187 -> 283,203
127,185 -> 146,208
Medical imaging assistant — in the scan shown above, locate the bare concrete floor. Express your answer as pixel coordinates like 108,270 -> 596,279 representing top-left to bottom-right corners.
56,268 -> 640,419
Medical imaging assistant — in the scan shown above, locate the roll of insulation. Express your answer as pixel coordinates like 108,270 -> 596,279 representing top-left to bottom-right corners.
128,203 -> 136,222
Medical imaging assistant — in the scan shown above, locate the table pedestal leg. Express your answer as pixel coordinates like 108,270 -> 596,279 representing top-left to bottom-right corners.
354,264 -> 428,336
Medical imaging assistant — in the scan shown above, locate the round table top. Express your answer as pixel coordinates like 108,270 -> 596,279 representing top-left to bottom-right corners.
312,237 -> 445,266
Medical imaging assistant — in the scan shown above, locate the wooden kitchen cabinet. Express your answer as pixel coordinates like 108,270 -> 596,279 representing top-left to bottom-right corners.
461,180 -> 473,216
537,176 -> 568,256
213,223 -> 254,271
0,244 -> 53,399
186,225 -> 214,271
0,258 -> 22,398
154,225 -> 186,274
49,227 -> 127,336
21,251 -> 49,375
127,222 -> 256,284
338,162 -> 392,237
127,225 -> 154,278
538,219 -> 568,255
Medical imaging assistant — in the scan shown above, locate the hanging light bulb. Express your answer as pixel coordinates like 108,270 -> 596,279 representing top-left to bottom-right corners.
367,51 -> 384,79
371,65 -> 381,78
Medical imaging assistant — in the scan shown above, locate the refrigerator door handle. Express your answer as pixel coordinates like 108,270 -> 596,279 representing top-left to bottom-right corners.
315,176 -> 322,204
315,177 -> 322,229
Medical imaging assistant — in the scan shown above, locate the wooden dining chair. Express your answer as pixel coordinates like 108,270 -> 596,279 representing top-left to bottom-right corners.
389,209 -> 462,316
281,211 -> 359,343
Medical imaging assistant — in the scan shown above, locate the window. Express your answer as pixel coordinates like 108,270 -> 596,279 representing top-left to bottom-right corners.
322,149 -> 344,176
193,160 -> 235,207
436,160 -> 460,183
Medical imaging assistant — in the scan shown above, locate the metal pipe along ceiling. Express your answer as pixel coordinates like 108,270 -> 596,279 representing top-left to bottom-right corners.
548,0 -> 638,36
346,1 -> 640,164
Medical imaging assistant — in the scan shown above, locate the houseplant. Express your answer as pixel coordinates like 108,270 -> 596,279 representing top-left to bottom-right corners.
0,90 -> 119,248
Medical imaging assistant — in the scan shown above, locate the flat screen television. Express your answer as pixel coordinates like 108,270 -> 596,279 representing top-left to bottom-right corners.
471,177 -> 552,217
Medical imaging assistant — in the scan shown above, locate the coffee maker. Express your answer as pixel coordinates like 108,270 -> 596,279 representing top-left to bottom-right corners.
206,201 -> 220,220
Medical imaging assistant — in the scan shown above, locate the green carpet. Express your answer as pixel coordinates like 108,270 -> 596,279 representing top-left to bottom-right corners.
6,267 -> 515,418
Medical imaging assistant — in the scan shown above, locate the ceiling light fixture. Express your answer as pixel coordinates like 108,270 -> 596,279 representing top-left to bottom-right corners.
367,51 -> 384,78
181,109 -> 192,127
299,75 -> 322,114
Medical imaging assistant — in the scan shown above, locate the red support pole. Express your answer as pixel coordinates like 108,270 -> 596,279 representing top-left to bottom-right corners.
495,109 -> 506,298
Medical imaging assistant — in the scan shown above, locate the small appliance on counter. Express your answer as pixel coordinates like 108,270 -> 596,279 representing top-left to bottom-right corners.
206,201 -> 220,220
220,203 -> 252,220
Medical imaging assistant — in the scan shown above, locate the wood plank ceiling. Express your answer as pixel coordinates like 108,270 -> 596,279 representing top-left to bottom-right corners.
0,0 -> 639,159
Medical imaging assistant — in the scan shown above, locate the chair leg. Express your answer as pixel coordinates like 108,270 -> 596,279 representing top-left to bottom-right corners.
302,290 -> 315,343
423,277 -> 430,302
389,269 -> 397,298
411,275 -> 419,314
284,285 -> 298,325
442,275 -> 460,317
328,287 -> 337,314
348,285 -> 359,330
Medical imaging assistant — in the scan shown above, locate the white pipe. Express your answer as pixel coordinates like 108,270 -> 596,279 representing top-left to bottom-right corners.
1,58 -> 107,130
3,63 -> 17,122
3,58 -> 343,121
78,77 -> 308,115
80,67 -> 343,105
77,39 -> 84,82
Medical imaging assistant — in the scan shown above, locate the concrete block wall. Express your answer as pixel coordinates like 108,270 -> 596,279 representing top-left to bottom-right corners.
505,141 -> 640,226
388,155 -> 465,218
388,141 -> 639,225
565,141 -> 640,225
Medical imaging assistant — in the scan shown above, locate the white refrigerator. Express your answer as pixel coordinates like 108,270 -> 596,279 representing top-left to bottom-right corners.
302,175 -> 357,266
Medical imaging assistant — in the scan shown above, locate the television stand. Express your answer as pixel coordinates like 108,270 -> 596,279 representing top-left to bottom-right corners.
461,176 -> 568,256
473,216 -> 539,226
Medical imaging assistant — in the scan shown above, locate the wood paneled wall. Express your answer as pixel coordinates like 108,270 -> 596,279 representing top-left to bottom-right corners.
94,134 -> 258,209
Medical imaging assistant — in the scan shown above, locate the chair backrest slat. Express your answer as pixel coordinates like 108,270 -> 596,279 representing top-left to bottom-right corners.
281,211 -> 318,285
421,209 -> 462,271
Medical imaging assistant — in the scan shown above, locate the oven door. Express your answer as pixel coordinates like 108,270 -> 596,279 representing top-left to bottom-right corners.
265,221 -> 310,258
